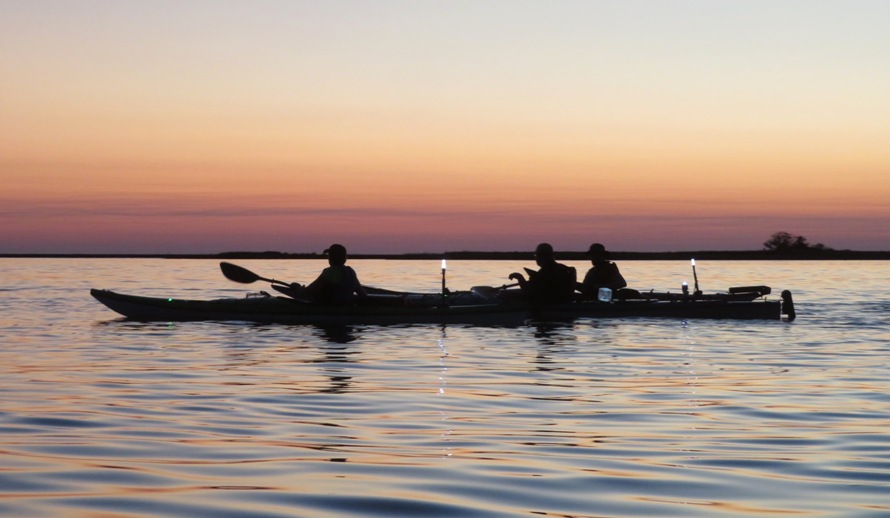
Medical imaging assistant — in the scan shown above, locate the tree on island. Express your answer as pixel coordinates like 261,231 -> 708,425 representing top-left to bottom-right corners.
763,232 -> 830,253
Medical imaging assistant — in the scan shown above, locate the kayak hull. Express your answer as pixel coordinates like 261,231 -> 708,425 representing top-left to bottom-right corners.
91,288 -> 792,325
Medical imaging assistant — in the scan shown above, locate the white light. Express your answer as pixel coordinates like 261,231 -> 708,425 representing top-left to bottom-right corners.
441,259 -> 447,270
691,259 -> 696,266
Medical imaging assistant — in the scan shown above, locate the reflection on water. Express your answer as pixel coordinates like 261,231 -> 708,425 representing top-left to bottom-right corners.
313,325 -> 360,394
1,259 -> 889,517
315,324 -> 360,344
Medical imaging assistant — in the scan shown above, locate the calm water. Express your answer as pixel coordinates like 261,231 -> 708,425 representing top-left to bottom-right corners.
1,258 -> 889,517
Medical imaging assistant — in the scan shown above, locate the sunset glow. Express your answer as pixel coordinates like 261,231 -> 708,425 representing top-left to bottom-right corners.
2,1 -> 889,254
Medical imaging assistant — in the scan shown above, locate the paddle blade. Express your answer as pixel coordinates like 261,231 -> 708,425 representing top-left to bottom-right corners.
220,262 -> 261,284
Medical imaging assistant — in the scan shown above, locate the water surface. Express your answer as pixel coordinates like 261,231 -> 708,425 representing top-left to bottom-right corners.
1,259 -> 889,517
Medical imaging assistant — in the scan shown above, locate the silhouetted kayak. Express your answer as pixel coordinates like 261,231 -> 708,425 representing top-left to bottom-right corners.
90,285 -> 794,325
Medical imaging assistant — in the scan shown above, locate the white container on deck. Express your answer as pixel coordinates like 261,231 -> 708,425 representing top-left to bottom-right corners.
597,287 -> 612,302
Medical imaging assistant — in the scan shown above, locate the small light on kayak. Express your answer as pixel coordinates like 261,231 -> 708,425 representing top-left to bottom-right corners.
441,259 -> 447,271
168,298 -> 173,302
691,259 -> 696,266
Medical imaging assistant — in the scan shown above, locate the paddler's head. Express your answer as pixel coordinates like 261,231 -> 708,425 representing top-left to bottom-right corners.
587,243 -> 608,263
324,244 -> 348,266
534,242 -> 555,267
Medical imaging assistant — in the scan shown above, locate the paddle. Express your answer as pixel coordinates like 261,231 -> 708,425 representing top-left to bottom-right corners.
220,262 -> 291,287
221,261 -> 403,296
220,262 -> 318,303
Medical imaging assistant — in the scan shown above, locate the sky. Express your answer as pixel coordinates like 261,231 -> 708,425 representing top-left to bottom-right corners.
2,0 -> 889,254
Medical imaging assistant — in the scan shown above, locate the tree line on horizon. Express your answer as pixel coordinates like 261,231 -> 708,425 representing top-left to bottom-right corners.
8,232 -> 888,260
762,231 -> 831,253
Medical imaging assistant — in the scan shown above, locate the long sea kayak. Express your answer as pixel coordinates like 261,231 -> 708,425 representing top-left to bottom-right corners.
91,286 -> 794,325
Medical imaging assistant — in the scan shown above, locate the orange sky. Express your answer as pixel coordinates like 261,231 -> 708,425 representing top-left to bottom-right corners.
2,1 -> 889,253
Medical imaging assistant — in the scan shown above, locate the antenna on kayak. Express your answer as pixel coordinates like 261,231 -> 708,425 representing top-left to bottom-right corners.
691,259 -> 701,295
441,259 -> 449,307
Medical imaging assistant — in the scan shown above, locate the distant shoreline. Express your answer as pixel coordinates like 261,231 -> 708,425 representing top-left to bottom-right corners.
3,250 -> 889,260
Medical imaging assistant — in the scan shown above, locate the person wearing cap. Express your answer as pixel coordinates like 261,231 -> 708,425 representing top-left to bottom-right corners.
294,244 -> 367,305
508,243 -> 577,305
578,243 -> 626,297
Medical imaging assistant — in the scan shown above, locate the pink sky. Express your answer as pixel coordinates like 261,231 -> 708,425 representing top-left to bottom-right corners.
2,1 -> 889,254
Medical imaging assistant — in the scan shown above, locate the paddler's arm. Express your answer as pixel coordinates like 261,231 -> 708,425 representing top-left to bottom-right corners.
301,271 -> 327,300
508,272 -> 528,290
345,266 -> 367,299
354,278 -> 368,299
